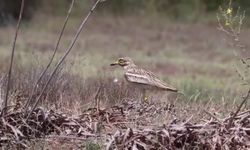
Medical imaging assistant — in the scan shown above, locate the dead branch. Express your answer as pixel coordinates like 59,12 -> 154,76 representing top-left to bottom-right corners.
26,0 -> 103,120
227,89 -> 250,128
23,0 -> 76,113
202,108 -> 222,123
1,0 -> 25,117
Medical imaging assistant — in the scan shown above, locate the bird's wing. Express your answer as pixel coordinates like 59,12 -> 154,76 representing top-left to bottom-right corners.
125,67 -> 177,91
125,70 -> 151,85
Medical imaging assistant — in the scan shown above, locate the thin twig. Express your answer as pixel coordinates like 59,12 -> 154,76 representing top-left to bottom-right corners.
23,0 -> 75,112
94,85 -> 103,114
26,0 -> 102,120
202,108 -> 222,123
1,0 -> 25,116
235,109 -> 250,117
227,89 -> 250,128
47,135 -> 96,140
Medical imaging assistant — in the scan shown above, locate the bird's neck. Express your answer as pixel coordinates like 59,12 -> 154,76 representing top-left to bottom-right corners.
123,64 -> 137,70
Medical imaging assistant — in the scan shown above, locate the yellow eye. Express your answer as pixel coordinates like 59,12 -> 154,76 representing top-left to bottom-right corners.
119,59 -> 125,63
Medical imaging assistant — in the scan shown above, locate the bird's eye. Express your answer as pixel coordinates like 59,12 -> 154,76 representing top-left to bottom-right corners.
119,59 -> 125,63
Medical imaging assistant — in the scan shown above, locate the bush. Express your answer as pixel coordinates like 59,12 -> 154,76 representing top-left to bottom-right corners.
0,0 -> 40,25
99,0 -> 250,19
1,0 -> 250,25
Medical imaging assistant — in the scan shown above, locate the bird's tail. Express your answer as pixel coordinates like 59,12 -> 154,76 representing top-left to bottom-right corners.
167,88 -> 178,93
166,88 -> 185,97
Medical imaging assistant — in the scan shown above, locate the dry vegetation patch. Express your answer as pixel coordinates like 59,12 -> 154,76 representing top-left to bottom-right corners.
0,99 -> 250,149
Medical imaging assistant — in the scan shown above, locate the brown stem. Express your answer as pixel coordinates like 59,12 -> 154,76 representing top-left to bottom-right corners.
1,0 -> 25,116
26,0 -> 102,120
227,89 -> 250,128
23,0 -> 75,113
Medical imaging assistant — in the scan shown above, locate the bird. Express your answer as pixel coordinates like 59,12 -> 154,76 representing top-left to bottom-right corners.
110,57 -> 178,101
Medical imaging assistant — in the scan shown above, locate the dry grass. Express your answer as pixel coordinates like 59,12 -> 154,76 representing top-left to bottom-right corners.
0,14 -> 248,111
1,15 -> 248,99
0,96 -> 249,149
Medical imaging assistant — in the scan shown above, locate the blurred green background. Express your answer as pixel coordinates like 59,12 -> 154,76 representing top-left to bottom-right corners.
1,0 -> 250,25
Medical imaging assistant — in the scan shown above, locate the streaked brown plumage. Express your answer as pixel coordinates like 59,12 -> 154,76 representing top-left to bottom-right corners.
110,57 -> 177,100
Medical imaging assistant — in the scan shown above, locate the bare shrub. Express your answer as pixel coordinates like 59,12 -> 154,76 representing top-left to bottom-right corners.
217,0 -> 250,128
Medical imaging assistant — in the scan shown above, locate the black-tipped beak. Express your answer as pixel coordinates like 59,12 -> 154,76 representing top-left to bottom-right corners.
110,61 -> 118,66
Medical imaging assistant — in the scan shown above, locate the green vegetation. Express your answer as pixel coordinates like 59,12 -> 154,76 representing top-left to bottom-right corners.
0,15 -> 245,108
1,0 -> 250,24
85,141 -> 101,150
0,0 -> 39,25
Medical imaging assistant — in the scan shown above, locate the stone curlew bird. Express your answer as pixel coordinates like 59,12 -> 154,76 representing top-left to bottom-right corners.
110,57 -> 178,101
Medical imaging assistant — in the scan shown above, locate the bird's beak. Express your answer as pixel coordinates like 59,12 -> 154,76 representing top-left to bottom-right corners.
110,61 -> 119,66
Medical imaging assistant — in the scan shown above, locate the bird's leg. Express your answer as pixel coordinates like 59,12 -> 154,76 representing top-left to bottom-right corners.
142,89 -> 148,102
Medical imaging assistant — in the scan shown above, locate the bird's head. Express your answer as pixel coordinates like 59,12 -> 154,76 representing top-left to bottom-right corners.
110,57 -> 135,67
